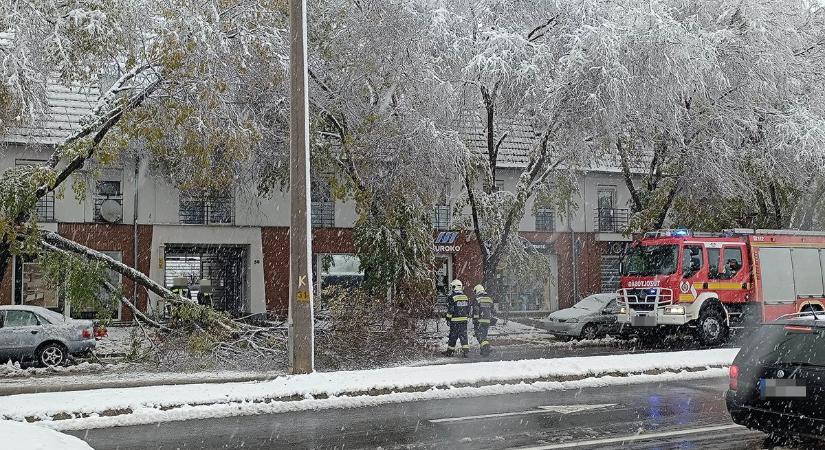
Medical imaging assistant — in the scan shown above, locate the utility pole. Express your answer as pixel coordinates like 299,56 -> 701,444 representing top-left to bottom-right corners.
287,0 -> 314,374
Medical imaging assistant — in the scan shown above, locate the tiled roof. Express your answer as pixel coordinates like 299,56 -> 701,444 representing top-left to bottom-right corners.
459,108 -> 536,168
4,81 -> 100,146
459,106 -> 649,174
1,32 -> 100,146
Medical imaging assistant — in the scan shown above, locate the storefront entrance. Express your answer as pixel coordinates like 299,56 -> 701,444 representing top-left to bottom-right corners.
164,245 -> 248,315
433,254 -> 453,314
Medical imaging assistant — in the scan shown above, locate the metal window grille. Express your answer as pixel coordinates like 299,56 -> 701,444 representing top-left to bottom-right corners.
15,159 -> 55,222
312,201 -> 335,228
595,208 -> 630,232
535,207 -> 555,232
179,194 -> 234,225
94,180 -> 123,223
164,245 -> 248,315
432,205 -> 450,230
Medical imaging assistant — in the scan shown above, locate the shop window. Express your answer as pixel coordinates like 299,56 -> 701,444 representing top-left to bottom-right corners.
179,191 -> 234,225
15,159 -> 54,222
318,254 -> 363,293
71,251 -> 122,320
15,257 -> 60,311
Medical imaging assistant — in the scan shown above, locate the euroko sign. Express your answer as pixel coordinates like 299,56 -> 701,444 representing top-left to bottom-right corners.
434,231 -> 461,253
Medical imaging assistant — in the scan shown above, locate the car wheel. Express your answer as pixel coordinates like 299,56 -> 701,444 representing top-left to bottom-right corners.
697,305 -> 729,346
37,343 -> 66,367
580,323 -> 599,340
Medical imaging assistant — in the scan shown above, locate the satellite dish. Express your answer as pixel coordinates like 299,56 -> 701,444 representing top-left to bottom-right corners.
100,199 -> 122,223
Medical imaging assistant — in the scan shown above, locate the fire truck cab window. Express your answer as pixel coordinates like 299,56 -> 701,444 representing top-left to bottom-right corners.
621,245 -> 678,276
708,248 -> 721,279
721,247 -> 743,279
682,246 -> 703,277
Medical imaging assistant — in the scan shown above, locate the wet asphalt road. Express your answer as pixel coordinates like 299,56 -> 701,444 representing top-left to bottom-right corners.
68,376 -> 804,450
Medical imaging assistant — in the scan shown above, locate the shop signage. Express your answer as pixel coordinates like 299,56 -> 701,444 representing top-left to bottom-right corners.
434,231 -> 461,253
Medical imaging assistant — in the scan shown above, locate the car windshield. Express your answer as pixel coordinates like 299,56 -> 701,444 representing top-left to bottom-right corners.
621,245 -> 678,276
573,296 -> 610,311
740,323 -> 825,366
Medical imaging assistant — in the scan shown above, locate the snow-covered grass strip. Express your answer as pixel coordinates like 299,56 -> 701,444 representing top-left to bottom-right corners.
0,348 -> 738,428
35,367 -> 729,431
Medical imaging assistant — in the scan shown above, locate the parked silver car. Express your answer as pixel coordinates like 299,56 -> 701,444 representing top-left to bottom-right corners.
539,294 -> 622,340
0,305 -> 96,366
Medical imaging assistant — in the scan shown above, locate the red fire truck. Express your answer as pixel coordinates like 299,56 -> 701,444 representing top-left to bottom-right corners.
618,229 -> 825,345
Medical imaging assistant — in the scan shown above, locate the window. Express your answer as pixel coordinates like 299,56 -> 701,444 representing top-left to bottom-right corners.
682,245 -> 703,277
621,245 -> 678,276
432,183 -> 450,230
15,159 -> 54,222
319,254 -> 363,292
597,187 -> 617,232
535,206 -> 555,232
16,259 -> 59,310
71,251 -> 122,320
311,176 -> 335,228
432,206 -> 450,230
4,310 -> 39,327
495,178 -> 505,192
721,247 -> 743,279
179,192 -> 234,225
94,169 -> 123,223
708,248 -> 721,279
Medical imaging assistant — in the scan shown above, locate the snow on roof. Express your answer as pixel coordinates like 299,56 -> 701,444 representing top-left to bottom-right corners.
459,108 -> 536,168
0,32 -> 100,146
3,81 -> 100,146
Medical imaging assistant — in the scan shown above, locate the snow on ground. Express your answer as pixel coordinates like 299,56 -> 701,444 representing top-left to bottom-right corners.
0,367 -> 286,393
93,325 -> 136,356
0,348 -> 738,430
0,361 -> 127,378
32,368 -> 730,431
0,420 -> 94,449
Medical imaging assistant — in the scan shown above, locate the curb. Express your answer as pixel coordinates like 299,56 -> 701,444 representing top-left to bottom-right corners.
11,365 -> 729,425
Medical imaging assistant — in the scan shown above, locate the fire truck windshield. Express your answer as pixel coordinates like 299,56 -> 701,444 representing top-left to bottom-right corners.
621,244 -> 679,277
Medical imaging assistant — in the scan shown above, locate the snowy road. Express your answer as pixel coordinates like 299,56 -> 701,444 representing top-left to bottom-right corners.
66,376 -> 784,449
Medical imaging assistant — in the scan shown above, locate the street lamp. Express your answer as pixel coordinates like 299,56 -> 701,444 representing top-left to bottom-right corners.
288,0 -> 314,374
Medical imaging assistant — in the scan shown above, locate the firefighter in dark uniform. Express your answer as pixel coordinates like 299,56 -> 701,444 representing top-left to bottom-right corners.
444,279 -> 471,357
472,284 -> 495,356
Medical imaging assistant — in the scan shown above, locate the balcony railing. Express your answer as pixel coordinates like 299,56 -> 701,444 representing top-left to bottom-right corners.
594,208 -> 630,233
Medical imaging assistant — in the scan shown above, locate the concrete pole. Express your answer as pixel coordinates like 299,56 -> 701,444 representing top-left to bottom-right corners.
287,0 -> 314,374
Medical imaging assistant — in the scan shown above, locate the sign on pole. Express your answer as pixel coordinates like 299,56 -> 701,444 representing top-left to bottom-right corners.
288,0 -> 314,374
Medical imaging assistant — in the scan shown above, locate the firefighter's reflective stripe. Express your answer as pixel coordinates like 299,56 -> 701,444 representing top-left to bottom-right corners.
450,316 -> 469,322
478,318 -> 490,324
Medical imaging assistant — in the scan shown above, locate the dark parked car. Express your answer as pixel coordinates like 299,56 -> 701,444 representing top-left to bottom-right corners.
727,315 -> 825,442
0,305 -> 96,367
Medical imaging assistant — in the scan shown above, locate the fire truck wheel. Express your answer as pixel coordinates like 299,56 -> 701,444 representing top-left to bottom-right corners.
697,305 -> 728,346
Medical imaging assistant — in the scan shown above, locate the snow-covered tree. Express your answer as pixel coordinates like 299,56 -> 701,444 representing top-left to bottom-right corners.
0,0 -> 291,328
306,0 -> 459,297
598,0 -> 825,232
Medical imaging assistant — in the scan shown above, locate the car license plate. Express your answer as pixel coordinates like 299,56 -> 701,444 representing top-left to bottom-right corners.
630,315 -> 656,327
759,378 -> 807,399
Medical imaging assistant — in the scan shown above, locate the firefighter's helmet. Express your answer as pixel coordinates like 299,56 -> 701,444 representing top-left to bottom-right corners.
450,279 -> 463,291
474,284 -> 485,295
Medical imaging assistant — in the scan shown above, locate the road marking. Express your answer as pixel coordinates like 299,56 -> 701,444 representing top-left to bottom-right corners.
509,424 -> 746,449
429,404 -> 616,423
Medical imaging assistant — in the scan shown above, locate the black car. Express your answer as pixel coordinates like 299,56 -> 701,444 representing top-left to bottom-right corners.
727,316 -> 825,442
